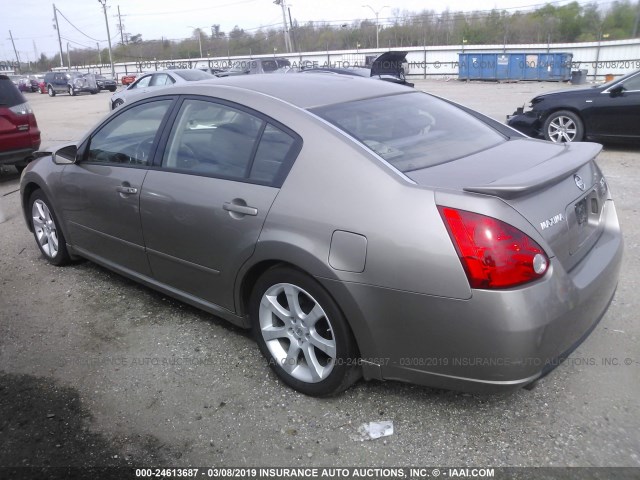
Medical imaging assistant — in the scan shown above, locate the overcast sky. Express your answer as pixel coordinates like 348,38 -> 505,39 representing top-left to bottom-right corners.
2,0 -> 584,61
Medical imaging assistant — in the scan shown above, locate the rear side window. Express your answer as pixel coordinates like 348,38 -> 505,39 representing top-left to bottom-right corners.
0,76 -> 25,108
312,92 -> 505,172
162,98 -> 300,186
173,70 -> 213,81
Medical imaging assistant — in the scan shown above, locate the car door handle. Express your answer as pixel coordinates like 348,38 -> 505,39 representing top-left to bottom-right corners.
116,186 -> 138,194
223,202 -> 258,216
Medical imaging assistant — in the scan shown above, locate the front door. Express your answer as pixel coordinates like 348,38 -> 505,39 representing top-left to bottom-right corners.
57,98 -> 174,276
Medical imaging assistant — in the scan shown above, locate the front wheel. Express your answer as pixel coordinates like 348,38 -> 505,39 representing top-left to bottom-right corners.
250,266 -> 360,396
112,98 -> 124,110
69,86 -> 76,96
29,190 -> 70,266
543,110 -> 584,143
47,86 -> 55,97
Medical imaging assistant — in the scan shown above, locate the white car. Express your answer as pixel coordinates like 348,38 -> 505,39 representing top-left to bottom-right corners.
110,69 -> 214,110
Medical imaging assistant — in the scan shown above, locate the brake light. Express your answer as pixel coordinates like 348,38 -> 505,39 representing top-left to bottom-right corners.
438,207 -> 549,289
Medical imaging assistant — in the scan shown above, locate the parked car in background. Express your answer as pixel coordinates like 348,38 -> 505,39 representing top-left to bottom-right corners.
7,75 -> 32,93
110,68 -> 214,109
0,75 -> 41,173
120,74 -> 137,85
300,51 -> 413,86
199,66 -> 226,75
92,74 -> 117,92
216,58 -> 291,76
43,71 -> 99,96
20,75 -> 622,396
507,69 -> 640,142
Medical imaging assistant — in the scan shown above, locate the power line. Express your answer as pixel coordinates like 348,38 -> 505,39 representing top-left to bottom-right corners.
55,6 -> 104,42
125,0 -> 261,17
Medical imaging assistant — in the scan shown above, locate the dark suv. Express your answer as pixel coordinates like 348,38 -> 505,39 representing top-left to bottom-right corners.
0,75 -> 41,172
43,71 -> 99,96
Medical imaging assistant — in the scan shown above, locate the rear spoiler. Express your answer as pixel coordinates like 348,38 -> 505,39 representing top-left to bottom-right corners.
464,142 -> 602,199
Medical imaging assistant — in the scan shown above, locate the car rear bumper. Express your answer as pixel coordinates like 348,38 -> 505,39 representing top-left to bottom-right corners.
0,147 -> 37,166
320,200 -> 623,393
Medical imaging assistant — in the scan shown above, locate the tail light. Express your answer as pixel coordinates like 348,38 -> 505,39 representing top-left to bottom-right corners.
438,206 -> 549,289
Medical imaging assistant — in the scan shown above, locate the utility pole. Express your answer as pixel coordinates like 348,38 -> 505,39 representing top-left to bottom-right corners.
97,42 -> 102,64
66,42 -> 71,70
53,4 -> 64,68
362,5 -> 389,49
188,26 -> 203,57
97,0 -> 116,79
8,30 -> 21,73
288,7 -> 296,52
273,0 -> 291,53
117,5 -> 125,45
633,1 -> 640,37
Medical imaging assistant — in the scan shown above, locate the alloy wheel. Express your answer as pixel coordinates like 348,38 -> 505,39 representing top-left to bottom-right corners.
258,283 -> 337,383
547,115 -> 577,142
32,199 -> 59,258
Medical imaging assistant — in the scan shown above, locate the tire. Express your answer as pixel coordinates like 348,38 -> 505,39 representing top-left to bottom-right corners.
108,86 -> 116,92
543,110 -> 584,143
28,190 -> 71,266
47,86 -> 55,97
90,90 -> 97,95
69,86 -> 76,96
250,266 -> 360,396
112,98 -> 124,110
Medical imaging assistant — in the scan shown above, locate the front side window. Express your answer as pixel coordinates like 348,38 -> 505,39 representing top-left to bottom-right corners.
86,100 -> 171,166
312,92 -> 505,172
622,73 -> 640,92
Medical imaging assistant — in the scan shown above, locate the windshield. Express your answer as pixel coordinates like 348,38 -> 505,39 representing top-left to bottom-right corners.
312,92 -> 505,172
174,69 -> 214,81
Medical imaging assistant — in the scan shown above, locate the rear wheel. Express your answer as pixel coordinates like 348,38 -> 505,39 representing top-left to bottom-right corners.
29,190 -> 70,266
47,86 -> 55,97
250,266 -> 360,396
543,110 -> 584,143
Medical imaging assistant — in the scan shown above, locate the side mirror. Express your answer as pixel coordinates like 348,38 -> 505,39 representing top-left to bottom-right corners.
609,84 -> 624,97
53,145 -> 78,165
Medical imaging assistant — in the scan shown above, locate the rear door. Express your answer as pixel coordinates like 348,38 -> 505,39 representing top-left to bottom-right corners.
57,98 -> 174,276
140,96 -> 300,311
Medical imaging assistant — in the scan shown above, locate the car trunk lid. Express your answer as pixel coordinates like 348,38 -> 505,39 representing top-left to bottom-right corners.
406,138 -> 607,271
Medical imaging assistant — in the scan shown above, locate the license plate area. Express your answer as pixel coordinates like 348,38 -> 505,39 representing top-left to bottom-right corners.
568,189 -> 603,255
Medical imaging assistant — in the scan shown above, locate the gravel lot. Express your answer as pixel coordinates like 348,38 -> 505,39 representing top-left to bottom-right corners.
0,80 -> 639,470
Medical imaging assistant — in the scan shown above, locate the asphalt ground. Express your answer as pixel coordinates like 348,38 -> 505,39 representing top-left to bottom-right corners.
0,79 -> 638,473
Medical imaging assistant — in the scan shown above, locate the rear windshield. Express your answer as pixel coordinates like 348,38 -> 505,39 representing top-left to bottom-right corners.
0,76 -> 26,108
174,70 -> 213,81
312,92 -> 505,172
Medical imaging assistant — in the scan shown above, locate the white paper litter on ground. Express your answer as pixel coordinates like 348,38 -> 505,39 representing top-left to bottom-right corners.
358,420 -> 394,440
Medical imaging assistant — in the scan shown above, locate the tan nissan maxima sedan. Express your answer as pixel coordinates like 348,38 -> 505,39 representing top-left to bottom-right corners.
21,74 -> 622,396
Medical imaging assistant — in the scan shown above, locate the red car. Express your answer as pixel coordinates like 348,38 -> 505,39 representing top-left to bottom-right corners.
121,74 -> 137,85
0,75 -> 41,172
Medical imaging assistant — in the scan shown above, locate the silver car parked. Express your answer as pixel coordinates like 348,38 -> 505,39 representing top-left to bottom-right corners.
21,75 -> 623,396
110,68 -> 214,110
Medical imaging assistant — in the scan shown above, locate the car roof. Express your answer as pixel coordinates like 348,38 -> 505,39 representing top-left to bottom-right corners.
198,73 -> 413,109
